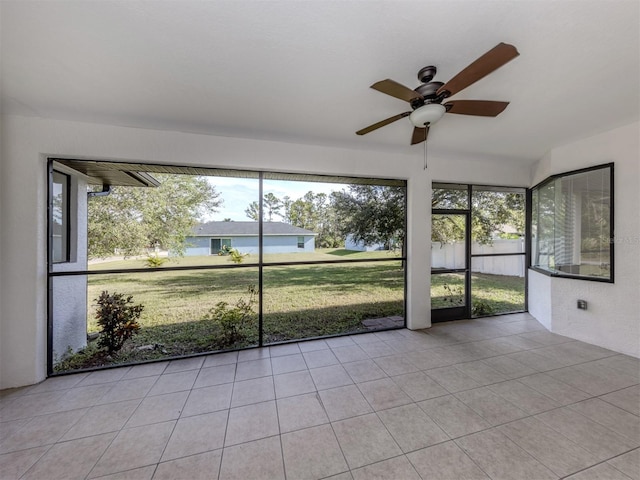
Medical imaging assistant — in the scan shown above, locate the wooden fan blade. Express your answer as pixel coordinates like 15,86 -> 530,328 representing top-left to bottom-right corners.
371,79 -> 423,103
445,100 -> 510,116
411,126 -> 429,145
437,43 -> 519,97
356,112 -> 411,135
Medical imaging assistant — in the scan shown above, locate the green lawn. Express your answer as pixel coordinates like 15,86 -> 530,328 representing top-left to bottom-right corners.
471,273 -> 525,314
56,251 -> 404,371
55,251 -> 524,372
88,248 -> 400,270
431,272 -> 525,314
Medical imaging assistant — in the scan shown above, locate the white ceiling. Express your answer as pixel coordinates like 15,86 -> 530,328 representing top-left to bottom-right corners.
1,0 -> 639,164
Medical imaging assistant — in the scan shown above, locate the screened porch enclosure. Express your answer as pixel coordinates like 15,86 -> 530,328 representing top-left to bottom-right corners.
48,160 -> 406,374
431,183 -> 527,320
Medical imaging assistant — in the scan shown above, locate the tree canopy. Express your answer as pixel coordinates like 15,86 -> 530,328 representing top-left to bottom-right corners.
88,174 -> 221,258
431,187 -> 524,244
245,191 -> 342,248
239,184 -> 522,252
243,186 -> 406,250
245,193 -> 283,222
332,185 -> 406,250
244,201 -> 260,222
288,192 -> 342,248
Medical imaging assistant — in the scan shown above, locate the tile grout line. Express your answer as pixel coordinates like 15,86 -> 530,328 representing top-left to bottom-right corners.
557,446 -> 639,480
272,381 -> 287,480
213,363 -> 235,480
11,443 -> 55,480
89,359 -> 186,478
317,393 -> 352,477
451,434 -> 496,479
596,388 -> 640,417
2,320 -> 638,480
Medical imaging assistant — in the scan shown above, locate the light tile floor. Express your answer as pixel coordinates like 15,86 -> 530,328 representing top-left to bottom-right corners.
1,313 -> 639,480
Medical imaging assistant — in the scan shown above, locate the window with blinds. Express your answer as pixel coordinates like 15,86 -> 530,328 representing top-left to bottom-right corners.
531,164 -> 613,282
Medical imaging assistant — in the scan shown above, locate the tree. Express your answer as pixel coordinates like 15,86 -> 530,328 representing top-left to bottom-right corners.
284,191 -> 342,248
288,192 -> 319,231
244,193 -> 283,222
263,193 -> 282,221
471,191 -> 524,244
247,191 -> 342,247
280,196 -> 293,223
332,185 -> 406,250
244,201 -> 260,221
88,174 -> 221,258
431,188 -> 525,245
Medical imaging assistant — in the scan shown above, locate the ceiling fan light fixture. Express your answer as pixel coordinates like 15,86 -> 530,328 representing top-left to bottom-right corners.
409,103 -> 446,127
356,43 -> 518,144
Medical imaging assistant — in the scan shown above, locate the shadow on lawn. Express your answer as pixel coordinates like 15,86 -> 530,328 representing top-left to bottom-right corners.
325,249 -> 365,256
55,300 -> 404,373
122,262 -> 405,295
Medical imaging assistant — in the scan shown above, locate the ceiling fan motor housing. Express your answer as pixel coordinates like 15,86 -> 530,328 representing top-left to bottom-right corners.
412,81 -> 445,109
414,81 -> 444,99
417,65 -> 437,83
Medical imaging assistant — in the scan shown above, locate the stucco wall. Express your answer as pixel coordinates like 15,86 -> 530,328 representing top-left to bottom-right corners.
0,115 -> 531,388
527,269 -> 552,330
184,236 -> 211,256
528,122 -> 640,357
51,172 -> 88,361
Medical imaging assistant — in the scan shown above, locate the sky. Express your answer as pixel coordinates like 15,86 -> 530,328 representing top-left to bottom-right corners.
204,176 -> 346,222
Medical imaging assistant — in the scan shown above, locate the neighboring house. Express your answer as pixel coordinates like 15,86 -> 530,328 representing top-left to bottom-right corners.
344,234 -> 387,252
185,221 -> 316,255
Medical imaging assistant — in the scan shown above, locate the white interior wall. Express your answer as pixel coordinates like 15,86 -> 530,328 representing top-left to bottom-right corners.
430,154 -> 530,187
0,115 -> 531,388
528,270 -> 552,330
528,122 -> 640,357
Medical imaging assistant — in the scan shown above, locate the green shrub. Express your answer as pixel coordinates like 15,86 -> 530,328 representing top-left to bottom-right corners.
228,248 -> 248,264
472,299 -> 495,317
145,253 -> 168,267
95,291 -> 144,353
442,283 -> 465,306
218,245 -> 249,264
205,285 -> 258,348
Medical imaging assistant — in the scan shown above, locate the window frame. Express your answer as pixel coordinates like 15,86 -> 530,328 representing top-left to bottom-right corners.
529,163 -> 614,283
50,169 -> 71,264
431,183 -> 528,320
210,237 -> 232,254
297,236 -> 305,249
46,157 -> 408,375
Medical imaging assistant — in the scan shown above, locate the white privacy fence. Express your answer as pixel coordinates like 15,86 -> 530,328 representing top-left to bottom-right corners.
432,239 -> 525,277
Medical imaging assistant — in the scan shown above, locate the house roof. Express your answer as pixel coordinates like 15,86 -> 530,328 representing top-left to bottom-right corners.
191,221 -> 317,237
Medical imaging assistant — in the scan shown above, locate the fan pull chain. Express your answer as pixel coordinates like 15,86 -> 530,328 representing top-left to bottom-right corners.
424,138 -> 428,170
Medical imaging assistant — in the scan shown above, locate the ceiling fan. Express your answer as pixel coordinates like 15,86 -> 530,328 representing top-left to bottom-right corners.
356,42 -> 519,145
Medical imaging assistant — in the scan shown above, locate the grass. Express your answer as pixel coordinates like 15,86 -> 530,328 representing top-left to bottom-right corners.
88,248 -> 400,270
55,250 -> 524,372
471,273 -> 525,313
56,252 -> 404,371
431,272 -> 525,314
